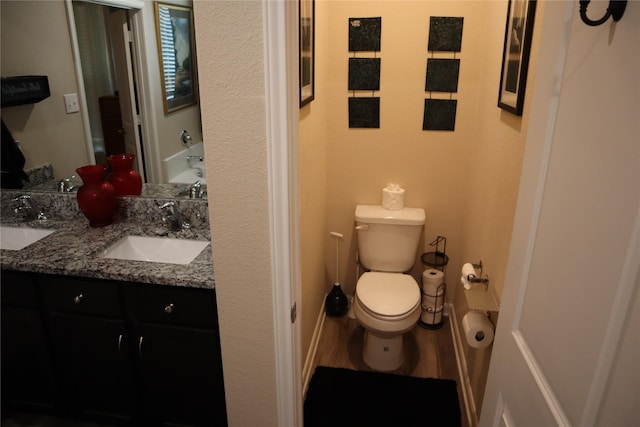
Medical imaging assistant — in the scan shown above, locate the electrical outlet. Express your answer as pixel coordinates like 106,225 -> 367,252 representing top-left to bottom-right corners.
64,93 -> 79,114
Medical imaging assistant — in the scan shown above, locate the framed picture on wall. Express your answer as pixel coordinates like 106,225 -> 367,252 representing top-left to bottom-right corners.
155,2 -> 198,114
497,0 -> 536,116
299,0 -> 315,107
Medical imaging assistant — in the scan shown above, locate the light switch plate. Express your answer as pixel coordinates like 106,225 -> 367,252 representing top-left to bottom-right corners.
64,93 -> 79,113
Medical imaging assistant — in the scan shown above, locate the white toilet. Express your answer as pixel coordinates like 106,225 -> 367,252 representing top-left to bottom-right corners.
353,204 -> 425,372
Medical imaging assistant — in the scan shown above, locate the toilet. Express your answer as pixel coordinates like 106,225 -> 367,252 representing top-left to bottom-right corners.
353,204 -> 425,372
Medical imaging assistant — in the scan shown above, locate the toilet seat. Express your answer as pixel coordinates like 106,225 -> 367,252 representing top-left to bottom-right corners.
356,272 -> 420,320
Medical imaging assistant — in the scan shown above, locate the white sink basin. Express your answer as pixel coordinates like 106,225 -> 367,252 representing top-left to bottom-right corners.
99,236 -> 209,265
0,226 -> 56,250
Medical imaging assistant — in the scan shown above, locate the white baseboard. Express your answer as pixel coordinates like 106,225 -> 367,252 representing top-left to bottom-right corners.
302,295 -> 326,397
448,302 -> 479,427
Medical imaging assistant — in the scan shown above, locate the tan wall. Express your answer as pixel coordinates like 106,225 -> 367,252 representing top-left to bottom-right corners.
299,0 -> 544,412
195,1 -> 278,425
1,0 -> 89,178
298,0 -> 331,365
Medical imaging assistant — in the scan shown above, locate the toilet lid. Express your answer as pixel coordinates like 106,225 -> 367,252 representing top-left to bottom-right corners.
356,272 -> 420,317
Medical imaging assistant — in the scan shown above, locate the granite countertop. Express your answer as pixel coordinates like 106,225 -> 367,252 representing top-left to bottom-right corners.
0,187 -> 214,289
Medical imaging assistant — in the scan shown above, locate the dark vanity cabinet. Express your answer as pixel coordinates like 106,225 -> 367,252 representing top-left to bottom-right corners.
1,271 -> 60,414
125,284 -> 227,426
0,271 -> 226,427
38,275 -> 139,422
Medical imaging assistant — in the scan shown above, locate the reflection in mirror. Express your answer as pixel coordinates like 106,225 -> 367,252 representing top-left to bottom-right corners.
0,0 -> 205,190
155,2 -> 198,114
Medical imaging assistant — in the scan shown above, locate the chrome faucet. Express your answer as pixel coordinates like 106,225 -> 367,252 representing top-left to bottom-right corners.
158,201 -> 190,231
180,130 -> 192,146
189,180 -> 205,199
12,195 -> 47,221
57,175 -> 77,193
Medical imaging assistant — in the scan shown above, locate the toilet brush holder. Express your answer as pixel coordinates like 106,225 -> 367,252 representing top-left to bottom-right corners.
325,231 -> 348,317
325,284 -> 348,317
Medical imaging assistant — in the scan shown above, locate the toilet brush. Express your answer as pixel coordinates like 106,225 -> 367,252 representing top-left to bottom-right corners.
325,232 -> 349,317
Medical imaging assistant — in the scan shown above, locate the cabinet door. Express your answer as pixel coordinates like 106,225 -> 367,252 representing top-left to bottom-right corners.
134,323 -> 227,427
47,313 -> 139,422
1,307 -> 60,412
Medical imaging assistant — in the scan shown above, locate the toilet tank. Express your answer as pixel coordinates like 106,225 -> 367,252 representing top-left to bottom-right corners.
355,205 -> 425,273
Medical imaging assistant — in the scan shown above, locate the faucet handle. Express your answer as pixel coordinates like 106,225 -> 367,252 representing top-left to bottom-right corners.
159,201 -> 176,211
12,195 -> 47,221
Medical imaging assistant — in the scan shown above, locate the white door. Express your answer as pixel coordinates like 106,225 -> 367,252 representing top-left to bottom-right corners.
481,2 -> 640,426
109,9 -> 144,174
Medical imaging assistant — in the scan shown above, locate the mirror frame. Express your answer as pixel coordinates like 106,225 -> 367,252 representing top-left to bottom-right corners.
154,2 -> 199,114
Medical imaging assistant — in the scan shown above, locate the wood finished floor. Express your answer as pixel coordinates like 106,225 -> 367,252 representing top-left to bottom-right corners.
310,314 -> 469,427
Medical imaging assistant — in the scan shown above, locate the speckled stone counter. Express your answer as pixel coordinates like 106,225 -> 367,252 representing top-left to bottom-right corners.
1,186 -> 214,289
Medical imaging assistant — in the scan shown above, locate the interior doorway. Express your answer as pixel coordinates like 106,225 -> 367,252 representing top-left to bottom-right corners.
70,1 -> 145,179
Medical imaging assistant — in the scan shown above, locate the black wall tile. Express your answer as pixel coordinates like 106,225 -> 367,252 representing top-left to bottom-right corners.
349,17 -> 382,51
428,17 -> 463,52
423,99 -> 457,131
349,98 -> 380,128
349,58 -> 381,91
425,59 -> 460,92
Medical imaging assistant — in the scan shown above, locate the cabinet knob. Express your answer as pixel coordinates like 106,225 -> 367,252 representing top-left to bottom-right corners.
164,303 -> 175,314
73,294 -> 84,304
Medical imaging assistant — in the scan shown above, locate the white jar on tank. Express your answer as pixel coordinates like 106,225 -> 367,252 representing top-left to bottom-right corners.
353,204 -> 425,372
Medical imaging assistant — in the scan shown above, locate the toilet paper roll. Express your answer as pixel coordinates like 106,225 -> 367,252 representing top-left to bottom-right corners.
462,311 -> 494,349
461,263 -> 476,280
381,183 -> 405,210
461,263 -> 476,290
422,269 -> 445,294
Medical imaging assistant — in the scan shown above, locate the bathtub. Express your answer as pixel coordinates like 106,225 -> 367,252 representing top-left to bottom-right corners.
164,142 -> 207,185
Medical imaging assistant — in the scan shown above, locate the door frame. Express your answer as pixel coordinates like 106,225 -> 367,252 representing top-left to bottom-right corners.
263,1 -> 303,425
65,0 -> 162,181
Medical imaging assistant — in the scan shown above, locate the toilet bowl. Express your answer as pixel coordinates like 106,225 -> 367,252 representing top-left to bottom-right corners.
353,204 -> 425,371
354,272 -> 421,371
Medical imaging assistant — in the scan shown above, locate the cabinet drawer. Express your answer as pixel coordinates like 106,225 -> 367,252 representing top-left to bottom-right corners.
124,283 -> 217,329
1,270 -> 38,307
37,275 -> 122,317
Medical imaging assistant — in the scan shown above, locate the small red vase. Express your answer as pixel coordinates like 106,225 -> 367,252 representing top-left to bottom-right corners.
107,153 -> 143,196
76,165 -> 118,227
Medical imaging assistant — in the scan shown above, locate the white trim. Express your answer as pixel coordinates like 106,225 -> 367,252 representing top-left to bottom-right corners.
302,296 -> 327,397
129,6 -> 163,183
448,303 -> 477,427
76,0 -> 143,9
512,330 -> 571,426
582,208 -> 640,425
263,1 -> 302,426
64,0 -> 95,165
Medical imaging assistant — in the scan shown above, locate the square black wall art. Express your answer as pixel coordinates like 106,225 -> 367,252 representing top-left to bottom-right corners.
349,97 -> 380,128
425,59 -> 460,92
423,99 -> 457,131
428,17 -> 464,52
349,58 -> 381,91
349,17 -> 382,51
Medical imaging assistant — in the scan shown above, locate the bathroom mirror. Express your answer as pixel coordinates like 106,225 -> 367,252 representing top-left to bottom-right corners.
0,0 -> 204,187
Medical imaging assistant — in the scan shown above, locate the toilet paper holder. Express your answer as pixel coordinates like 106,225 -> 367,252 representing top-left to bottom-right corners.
466,261 -> 490,290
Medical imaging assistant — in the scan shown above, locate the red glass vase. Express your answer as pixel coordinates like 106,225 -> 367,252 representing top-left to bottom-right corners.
76,165 -> 118,227
107,153 -> 143,196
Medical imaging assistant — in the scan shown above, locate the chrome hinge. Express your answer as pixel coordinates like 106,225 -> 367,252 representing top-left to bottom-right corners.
126,30 -> 133,44
290,303 -> 297,324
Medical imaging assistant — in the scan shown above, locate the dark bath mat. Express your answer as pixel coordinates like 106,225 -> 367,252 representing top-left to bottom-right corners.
304,366 -> 461,427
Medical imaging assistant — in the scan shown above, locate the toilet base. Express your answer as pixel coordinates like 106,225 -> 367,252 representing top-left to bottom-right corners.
362,330 -> 404,372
